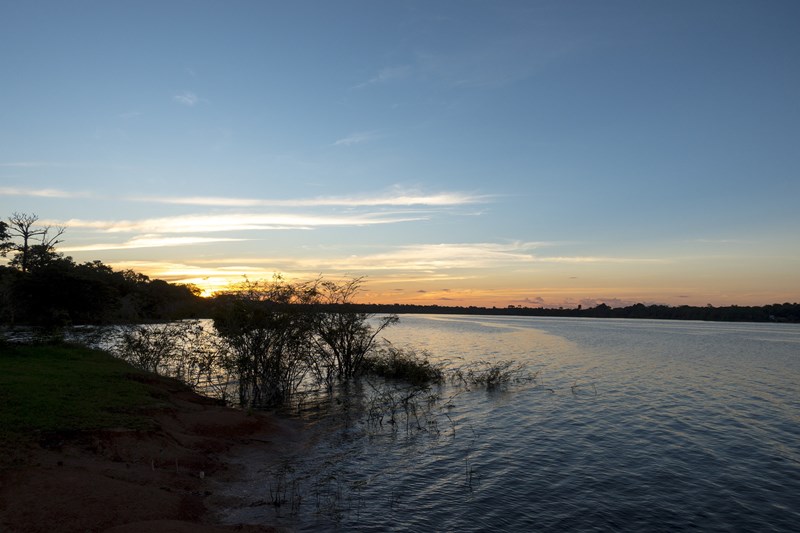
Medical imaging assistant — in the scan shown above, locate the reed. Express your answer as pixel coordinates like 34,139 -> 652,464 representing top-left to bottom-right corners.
449,359 -> 538,390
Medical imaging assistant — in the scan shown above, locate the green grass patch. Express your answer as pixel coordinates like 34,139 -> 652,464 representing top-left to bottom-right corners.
0,343 -> 166,447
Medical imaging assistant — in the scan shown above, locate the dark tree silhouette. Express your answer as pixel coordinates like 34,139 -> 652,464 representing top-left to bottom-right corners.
4,213 -> 65,273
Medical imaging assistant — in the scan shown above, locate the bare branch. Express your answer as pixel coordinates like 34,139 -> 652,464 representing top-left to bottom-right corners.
4,212 -> 67,272
40,225 -> 66,248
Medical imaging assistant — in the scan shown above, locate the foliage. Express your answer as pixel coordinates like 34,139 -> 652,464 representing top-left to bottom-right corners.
213,276 -> 318,407
114,322 -> 191,374
112,320 -> 232,399
339,301 -> 800,324
0,211 -> 206,327
363,380 -> 437,433
4,257 -> 200,327
364,343 -> 444,386
209,276 -> 401,407
1,212 -> 65,273
309,277 -> 398,384
450,359 -> 536,390
0,219 -> 9,252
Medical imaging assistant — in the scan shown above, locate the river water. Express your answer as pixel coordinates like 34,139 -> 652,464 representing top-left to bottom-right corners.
216,315 -> 800,531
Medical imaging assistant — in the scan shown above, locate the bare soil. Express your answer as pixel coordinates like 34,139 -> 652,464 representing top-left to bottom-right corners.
0,375 -> 307,533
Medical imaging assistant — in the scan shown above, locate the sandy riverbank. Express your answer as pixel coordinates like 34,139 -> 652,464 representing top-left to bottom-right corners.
0,372 -> 308,533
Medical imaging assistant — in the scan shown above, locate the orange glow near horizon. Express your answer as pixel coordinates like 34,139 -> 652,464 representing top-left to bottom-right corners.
104,244 -> 800,309
148,268 -> 797,309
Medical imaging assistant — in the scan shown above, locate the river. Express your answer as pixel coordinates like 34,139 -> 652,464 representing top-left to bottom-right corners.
214,315 -> 800,531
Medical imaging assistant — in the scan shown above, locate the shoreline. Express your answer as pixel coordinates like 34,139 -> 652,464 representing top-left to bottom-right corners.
0,371 -> 307,533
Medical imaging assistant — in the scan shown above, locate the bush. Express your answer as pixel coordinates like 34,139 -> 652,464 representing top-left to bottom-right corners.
364,343 -> 444,386
309,277 -> 398,384
112,320 -> 227,393
212,276 -> 315,407
450,359 -> 536,390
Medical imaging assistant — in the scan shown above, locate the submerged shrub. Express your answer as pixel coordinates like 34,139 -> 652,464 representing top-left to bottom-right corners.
309,277 -> 398,384
364,343 -> 445,386
450,359 -> 536,390
212,276 -> 316,408
112,320 -> 227,393
114,322 -> 185,374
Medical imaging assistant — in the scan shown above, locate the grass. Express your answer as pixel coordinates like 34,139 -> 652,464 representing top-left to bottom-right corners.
0,342 -> 166,454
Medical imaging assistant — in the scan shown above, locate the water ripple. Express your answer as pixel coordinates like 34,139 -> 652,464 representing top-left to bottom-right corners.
215,316 -> 800,531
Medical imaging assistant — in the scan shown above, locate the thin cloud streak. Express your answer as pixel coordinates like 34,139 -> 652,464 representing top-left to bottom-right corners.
333,131 -> 382,146
183,243 -> 661,274
60,235 -> 247,252
536,256 -> 664,264
173,91 -> 201,106
132,191 -> 491,207
52,212 -> 426,234
0,162 -> 63,168
329,242 -> 541,271
0,187 -> 91,198
353,65 -> 411,89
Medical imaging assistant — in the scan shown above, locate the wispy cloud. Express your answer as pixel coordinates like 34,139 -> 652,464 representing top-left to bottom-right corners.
132,189 -> 491,208
535,256 -> 663,264
173,91 -> 201,106
349,242 -> 540,271
333,131 -> 382,147
0,187 -> 91,198
0,162 -> 63,168
353,65 -> 411,89
188,242 -> 661,274
60,235 -> 246,253
53,212 -> 425,234
199,242 -> 544,273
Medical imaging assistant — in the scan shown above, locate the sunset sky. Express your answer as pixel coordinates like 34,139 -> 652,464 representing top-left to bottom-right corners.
2,1 -> 798,308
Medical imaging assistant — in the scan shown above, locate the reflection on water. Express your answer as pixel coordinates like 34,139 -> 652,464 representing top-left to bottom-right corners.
213,315 -> 800,531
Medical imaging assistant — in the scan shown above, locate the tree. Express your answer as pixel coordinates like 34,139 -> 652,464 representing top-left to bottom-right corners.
4,213 -> 65,272
310,277 -> 398,384
0,265 -> 20,324
0,220 -> 10,254
213,276 -> 317,407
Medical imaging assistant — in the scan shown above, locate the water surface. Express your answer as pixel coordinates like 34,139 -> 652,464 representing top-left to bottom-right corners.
217,315 -> 800,531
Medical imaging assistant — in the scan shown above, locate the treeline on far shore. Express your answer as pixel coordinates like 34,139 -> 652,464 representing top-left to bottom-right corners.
2,213 -> 797,327
340,301 -> 800,323
1,257 -> 798,327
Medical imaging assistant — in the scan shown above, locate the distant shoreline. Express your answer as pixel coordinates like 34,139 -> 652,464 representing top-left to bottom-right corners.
339,302 -> 800,324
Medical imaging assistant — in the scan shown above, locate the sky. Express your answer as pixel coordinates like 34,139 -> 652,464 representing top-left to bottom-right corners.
1,0 -> 799,308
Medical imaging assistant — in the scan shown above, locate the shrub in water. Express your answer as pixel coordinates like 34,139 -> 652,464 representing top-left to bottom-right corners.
364,343 -> 444,386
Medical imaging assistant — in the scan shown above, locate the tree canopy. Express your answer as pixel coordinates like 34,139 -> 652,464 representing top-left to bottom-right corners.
0,213 -> 204,327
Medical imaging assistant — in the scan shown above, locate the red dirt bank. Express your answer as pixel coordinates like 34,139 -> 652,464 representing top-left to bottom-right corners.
0,375 -> 306,533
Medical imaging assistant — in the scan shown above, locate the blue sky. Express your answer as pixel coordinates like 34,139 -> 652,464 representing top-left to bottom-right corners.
1,1 -> 798,306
